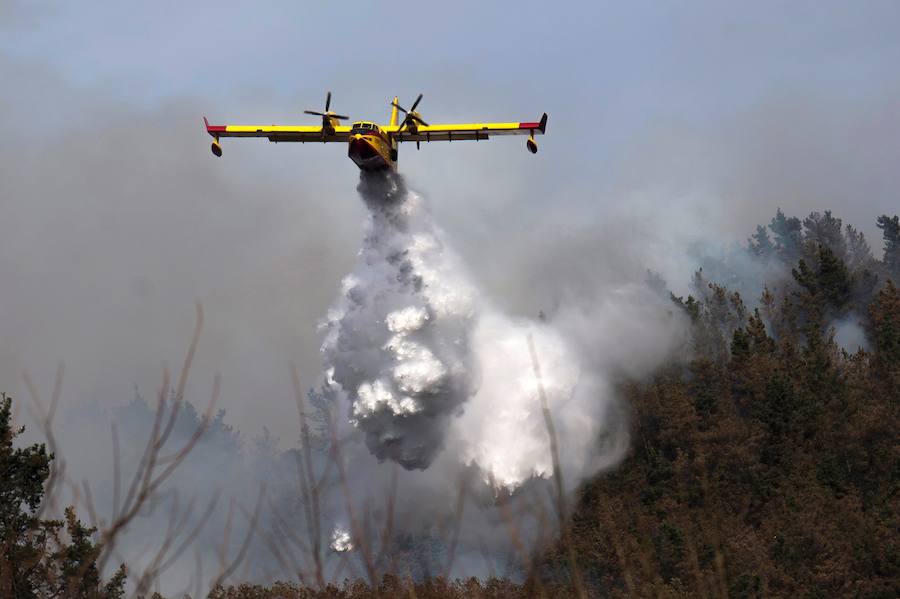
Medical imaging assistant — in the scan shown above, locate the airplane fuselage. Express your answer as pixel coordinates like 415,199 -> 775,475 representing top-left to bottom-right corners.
347,121 -> 396,171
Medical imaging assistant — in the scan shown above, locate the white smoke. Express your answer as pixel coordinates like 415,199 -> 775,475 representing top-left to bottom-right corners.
320,173 -> 477,470
321,171 -> 628,490
23,171 -> 687,592
832,316 -> 870,353
451,314 -> 589,489
330,527 -> 353,553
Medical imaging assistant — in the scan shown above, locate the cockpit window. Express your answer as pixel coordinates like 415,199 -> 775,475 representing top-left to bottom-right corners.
351,122 -> 383,138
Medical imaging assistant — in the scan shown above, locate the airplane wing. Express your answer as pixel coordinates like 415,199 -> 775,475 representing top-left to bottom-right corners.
387,113 -> 547,143
204,117 -> 352,143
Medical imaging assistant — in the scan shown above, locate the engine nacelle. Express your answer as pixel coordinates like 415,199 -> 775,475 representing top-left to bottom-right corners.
211,138 -> 222,157
526,135 -> 538,154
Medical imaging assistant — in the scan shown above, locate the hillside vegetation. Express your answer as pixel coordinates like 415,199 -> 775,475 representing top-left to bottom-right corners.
2,210 -> 898,598
540,211 -> 899,598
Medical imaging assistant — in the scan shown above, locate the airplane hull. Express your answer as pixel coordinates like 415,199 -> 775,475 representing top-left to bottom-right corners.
348,135 -> 394,171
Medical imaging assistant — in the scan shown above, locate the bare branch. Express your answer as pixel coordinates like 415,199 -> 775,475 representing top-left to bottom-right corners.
528,333 -> 586,599
23,364 -> 65,520
209,483 -> 267,590
442,467 -> 471,578
291,365 -> 325,588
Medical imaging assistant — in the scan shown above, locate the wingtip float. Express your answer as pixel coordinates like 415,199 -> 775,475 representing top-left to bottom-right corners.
204,92 -> 548,171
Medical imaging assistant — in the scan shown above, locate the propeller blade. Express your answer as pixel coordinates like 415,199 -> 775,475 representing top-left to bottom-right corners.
410,115 -> 429,126
331,114 -> 349,120
410,93 -> 423,111
325,91 -> 332,111
392,102 -> 408,114
304,110 -> 325,116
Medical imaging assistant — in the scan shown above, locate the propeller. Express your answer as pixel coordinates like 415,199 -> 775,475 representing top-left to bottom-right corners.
392,93 -> 429,133
304,91 -> 349,122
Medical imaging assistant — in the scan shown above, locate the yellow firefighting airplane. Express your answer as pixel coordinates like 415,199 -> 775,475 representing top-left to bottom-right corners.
204,92 -> 547,171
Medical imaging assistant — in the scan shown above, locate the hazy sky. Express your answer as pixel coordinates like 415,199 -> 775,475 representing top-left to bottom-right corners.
2,1 -> 899,439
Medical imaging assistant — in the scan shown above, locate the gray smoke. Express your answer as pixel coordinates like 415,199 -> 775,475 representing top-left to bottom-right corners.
321,171 -> 653,492
321,172 -> 476,469
294,173 -> 686,587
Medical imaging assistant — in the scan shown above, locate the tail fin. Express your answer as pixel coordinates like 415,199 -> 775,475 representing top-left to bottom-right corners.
390,96 -> 399,127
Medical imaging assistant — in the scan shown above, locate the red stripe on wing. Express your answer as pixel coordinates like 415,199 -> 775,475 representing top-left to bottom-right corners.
520,113 -> 548,133
204,117 -> 226,136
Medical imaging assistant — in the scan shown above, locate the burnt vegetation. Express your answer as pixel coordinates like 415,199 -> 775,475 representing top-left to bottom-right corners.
539,209 -> 899,598
2,209 -> 899,598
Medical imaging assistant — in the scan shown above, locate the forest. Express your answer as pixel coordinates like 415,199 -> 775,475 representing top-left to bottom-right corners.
2,209 -> 898,598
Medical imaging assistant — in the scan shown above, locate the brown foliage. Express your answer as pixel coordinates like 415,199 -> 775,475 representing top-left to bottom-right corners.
540,275 -> 899,598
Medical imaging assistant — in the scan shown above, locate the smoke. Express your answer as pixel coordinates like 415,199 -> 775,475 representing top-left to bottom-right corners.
321,174 -> 476,469
330,527 -> 353,553
0,46 -> 688,592
6,6 -> 898,591
322,171 -> 634,491
833,317 -> 870,353
5,146 -> 691,593
274,171 -> 689,586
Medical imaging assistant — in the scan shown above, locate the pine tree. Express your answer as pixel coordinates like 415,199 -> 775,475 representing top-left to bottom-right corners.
769,208 -> 803,265
0,394 -> 126,598
868,280 -> 900,375
792,244 -> 852,319
748,225 -> 775,259
803,210 -> 846,259
0,393 -> 52,597
876,214 -> 900,280
844,224 -> 874,271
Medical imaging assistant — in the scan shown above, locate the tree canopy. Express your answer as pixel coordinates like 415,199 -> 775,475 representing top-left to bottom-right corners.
0,394 -> 126,599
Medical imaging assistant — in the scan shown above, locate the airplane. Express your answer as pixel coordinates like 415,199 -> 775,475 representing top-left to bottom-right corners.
204,92 -> 547,171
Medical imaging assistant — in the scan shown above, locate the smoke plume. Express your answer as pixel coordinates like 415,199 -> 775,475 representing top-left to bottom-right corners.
321,173 -> 476,469
322,171 -> 631,492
